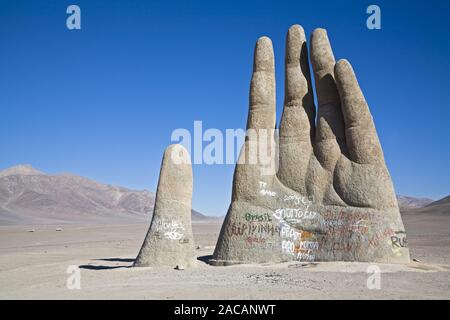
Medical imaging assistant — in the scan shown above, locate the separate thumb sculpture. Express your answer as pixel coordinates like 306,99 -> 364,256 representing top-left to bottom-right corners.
212,25 -> 410,265
134,144 -> 196,268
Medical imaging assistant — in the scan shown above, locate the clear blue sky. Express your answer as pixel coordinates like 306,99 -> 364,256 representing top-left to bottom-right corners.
1,0 -> 449,216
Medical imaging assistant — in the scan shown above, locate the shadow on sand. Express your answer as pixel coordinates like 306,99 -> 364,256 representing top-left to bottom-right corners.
78,264 -> 131,270
95,257 -> 135,263
78,257 -> 136,270
197,255 -> 213,265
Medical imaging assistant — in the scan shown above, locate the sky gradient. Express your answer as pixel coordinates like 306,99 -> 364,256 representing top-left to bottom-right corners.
1,0 -> 449,216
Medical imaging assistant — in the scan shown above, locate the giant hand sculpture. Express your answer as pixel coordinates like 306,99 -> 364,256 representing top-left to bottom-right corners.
212,25 -> 409,265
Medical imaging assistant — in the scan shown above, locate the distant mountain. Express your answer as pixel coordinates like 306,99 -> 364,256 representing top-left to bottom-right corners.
403,195 -> 450,215
397,195 -> 434,211
0,164 -> 44,177
191,209 -> 216,221
0,164 -> 211,225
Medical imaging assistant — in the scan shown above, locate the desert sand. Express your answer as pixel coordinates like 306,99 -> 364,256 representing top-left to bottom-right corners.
0,212 -> 449,300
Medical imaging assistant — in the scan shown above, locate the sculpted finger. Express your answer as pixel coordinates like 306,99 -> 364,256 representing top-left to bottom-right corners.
278,25 -> 315,194
234,37 -> 278,200
134,144 -> 195,268
335,59 -> 385,165
310,28 -> 347,170
247,36 -> 276,131
310,28 -> 340,107
280,24 -> 315,141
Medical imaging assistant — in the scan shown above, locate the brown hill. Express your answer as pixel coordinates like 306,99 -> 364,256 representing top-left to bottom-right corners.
401,195 -> 449,215
408,196 -> 450,215
396,195 -> 433,211
0,164 -> 211,224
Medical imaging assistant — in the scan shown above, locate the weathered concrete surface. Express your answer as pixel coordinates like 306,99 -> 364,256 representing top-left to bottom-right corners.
212,25 -> 410,265
134,144 -> 196,268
